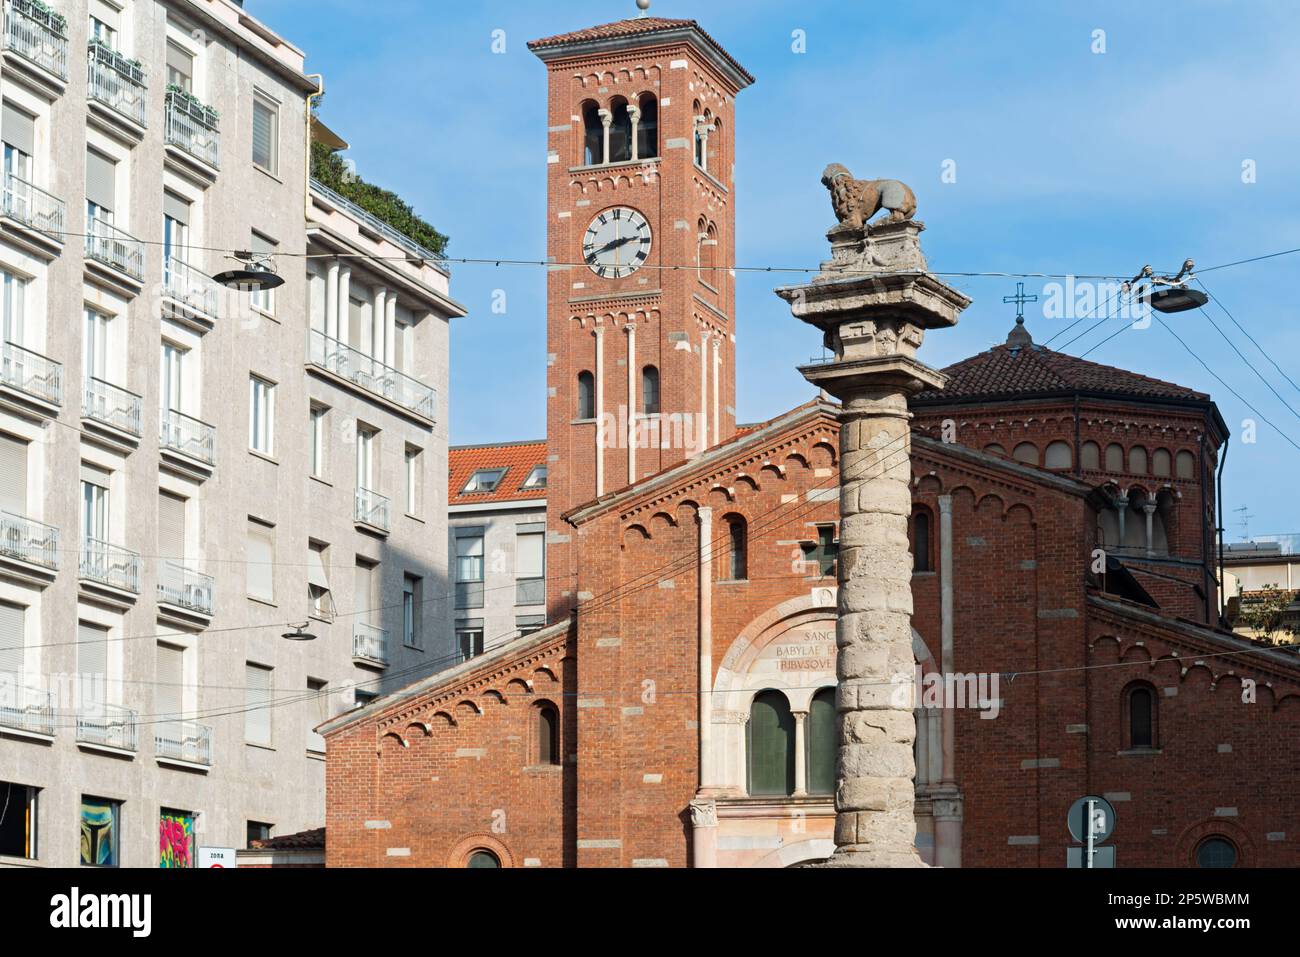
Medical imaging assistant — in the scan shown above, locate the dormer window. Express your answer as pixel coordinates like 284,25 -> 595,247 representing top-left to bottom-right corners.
463,468 -> 506,493
521,465 -> 547,490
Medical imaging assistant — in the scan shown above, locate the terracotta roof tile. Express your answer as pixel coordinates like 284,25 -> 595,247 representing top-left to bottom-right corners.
914,323 -> 1208,405
528,17 -> 754,85
250,827 -> 325,850
449,440 -> 548,506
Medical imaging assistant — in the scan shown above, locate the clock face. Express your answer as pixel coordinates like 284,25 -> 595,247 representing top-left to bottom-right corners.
583,206 -> 652,279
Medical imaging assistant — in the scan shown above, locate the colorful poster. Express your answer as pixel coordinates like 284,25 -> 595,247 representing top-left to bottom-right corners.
159,809 -> 194,868
80,799 -> 118,867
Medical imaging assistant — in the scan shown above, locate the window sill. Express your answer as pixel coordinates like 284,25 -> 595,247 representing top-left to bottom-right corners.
306,748 -> 326,761
253,163 -> 283,185
0,854 -> 39,867
245,741 -> 276,753
249,449 -> 279,466
1117,747 -> 1162,757
570,417 -> 597,425
568,157 -> 661,174
247,596 -> 278,609
912,571 -> 937,578
249,305 -> 279,324
403,643 -> 424,652
523,764 -> 563,774
309,474 -> 332,488
717,578 -> 748,586
405,512 -> 424,524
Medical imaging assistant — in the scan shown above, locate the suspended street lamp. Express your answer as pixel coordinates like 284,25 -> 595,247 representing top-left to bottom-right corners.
1123,259 -> 1209,314
215,250 -> 285,292
281,622 -> 317,642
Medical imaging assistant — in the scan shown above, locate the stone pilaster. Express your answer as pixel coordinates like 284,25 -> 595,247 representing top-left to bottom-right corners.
777,217 -> 969,867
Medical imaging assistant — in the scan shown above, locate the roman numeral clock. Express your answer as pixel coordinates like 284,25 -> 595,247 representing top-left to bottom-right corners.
582,206 -> 652,279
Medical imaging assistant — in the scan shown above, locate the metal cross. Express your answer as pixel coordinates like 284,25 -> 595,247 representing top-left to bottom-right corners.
1003,281 -> 1039,321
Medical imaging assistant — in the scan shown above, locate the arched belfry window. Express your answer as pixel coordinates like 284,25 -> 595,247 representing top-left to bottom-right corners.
1196,837 -> 1238,868
577,371 -> 595,419
1126,682 -> 1156,749
726,515 -> 747,580
747,690 -> 794,796
807,688 -> 836,795
582,102 -> 603,166
608,97 -> 633,163
641,365 -> 660,414
912,508 -> 932,572
636,94 -> 658,159
536,702 -> 559,766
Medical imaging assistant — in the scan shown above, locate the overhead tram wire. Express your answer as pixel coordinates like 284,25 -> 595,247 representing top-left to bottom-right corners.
1197,280 -> 1300,398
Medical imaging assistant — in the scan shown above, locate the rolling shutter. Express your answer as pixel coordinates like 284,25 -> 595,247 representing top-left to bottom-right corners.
246,521 -> 274,601
77,622 -> 108,687
0,434 -> 27,516
158,492 -> 186,562
251,98 -> 275,170
85,150 -> 116,211
2,102 -> 35,156
163,191 -> 190,225
244,663 -> 271,745
516,531 -> 544,579
156,643 -> 183,720
0,601 -> 24,678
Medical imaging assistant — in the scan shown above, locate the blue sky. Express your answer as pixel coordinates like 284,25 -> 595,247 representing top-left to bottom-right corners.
258,0 -> 1300,539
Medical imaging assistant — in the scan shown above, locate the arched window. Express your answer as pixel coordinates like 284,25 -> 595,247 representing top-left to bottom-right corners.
466,849 -> 501,868
608,97 -> 632,163
1104,443 -> 1125,472
1044,441 -> 1072,469
807,688 -> 836,795
636,94 -> 658,159
984,443 -> 1006,457
1153,489 -> 1175,554
581,102 -> 603,166
699,220 -> 718,287
536,702 -> 559,765
1081,441 -> 1100,470
1129,446 -> 1148,474
1195,836 -> 1237,868
747,690 -> 794,796
640,365 -> 660,414
1152,448 -> 1172,477
726,515 -> 747,580
1126,683 -> 1156,749
1012,442 -> 1038,465
1175,450 -> 1196,480
912,508 -> 932,572
576,371 -> 595,419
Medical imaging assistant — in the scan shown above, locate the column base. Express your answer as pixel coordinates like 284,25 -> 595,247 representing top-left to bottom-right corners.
802,846 -> 929,868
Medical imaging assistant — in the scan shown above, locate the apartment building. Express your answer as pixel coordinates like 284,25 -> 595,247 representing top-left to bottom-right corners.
0,0 -> 464,867
447,440 -> 547,661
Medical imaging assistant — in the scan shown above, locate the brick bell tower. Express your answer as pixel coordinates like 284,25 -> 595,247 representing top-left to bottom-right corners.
529,14 -> 754,619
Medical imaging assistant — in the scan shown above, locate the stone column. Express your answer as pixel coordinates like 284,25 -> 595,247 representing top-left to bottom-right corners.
698,331 -> 709,454
777,214 -> 969,868
385,294 -> 397,369
792,710 -> 808,796
712,335 -> 721,442
697,506 -> 715,789
325,260 -> 339,340
628,104 -> 641,162
337,267 -> 352,347
689,799 -> 718,868
1143,501 -> 1157,557
598,109 -> 612,166
372,286 -> 387,360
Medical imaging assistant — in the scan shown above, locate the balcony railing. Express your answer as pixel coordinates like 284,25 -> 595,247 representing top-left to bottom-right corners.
352,623 -> 389,667
515,577 -> 545,606
85,217 -> 144,279
3,0 -> 68,80
155,719 -> 211,766
0,510 -> 59,570
157,560 -> 214,616
2,172 -> 65,237
86,39 -> 146,127
164,88 -> 219,167
308,329 -> 436,420
163,256 -> 220,317
310,178 -> 450,277
82,376 -> 142,436
354,486 -> 391,532
76,701 -> 138,752
0,339 -> 61,406
80,537 -> 141,593
0,680 -> 54,737
159,408 -> 216,466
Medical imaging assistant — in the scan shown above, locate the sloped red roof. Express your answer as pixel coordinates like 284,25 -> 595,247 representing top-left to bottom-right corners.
528,17 -> 755,85
449,440 -> 548,506
250,827 -> 324,850
914,322 -> 1208,405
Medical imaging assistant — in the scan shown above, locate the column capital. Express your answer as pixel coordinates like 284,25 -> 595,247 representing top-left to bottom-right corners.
688,798 -> 718,828
697,505 -> 713,525
598,109 -> 613,126
938,493 -> 953,515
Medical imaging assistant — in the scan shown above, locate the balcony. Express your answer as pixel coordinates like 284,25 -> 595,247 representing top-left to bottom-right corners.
310,178 -> 450,277
155,719 -> 212,767
85,217 -> 144,280
160,408 -> 216,467
0,510 -> 59,571
3,0 -> 68,81
0,339 -> 61,407
354,486 -> 391,533
2,173 -> 65,238
86,39 -> 145,128
307,329 -> 436,421
76,701 -> 138,753
82,376 -> 142,437
80,538 -> 141,594
163,257 -> 220,319
164,87 -> 219,168
352,623 -> 389,668
515,577 -> 545,606
157,560 -> 214,617
0,681 -> 54,738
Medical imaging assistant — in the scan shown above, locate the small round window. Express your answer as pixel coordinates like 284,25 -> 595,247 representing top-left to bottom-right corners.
1195,837 -> 1237,868
467,849 -> 500,869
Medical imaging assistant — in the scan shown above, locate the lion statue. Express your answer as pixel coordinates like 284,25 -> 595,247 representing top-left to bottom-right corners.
821,163 -> 917,230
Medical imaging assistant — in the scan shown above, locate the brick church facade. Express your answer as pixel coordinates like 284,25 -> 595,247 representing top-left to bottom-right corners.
319,16 -> 1300,868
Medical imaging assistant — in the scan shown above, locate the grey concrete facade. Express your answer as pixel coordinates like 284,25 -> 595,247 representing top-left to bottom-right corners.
0,0 -> 462,866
